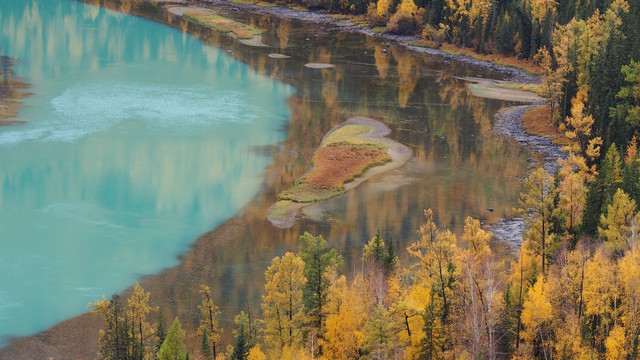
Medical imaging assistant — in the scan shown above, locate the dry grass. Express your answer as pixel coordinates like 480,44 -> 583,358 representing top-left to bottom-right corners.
256,1 -> 277,7
521,106 -> 571,146
407,40 -> 542,75
278,124 -> 392,203
183,12 -> 261,39
288,4 -> 309,11
267,200 -> 296,221
278,144 -> 391,202
322,124 -> 383,148
228,0 -> 257,4
304,145 -> 391,187
328,14 -> 350,19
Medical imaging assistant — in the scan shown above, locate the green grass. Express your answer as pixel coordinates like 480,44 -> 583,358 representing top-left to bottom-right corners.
372,26 -> 386,33
229,0 -> 258,4
288,4 -> 309,11
321,124 -> 387,150
328,14 -> 350,19
256,1 -> 278,7
278,183 -> 343,203
267,200 -> 295,222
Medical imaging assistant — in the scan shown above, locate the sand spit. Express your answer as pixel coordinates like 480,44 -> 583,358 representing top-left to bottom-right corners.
268,117 -> 411,228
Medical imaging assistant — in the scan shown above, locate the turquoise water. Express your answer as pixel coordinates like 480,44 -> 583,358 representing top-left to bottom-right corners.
0,0 -> 292,342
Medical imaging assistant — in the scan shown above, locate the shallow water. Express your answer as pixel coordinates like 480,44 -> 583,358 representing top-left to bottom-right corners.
0,0 -> 542,355
0,0 -> 293,343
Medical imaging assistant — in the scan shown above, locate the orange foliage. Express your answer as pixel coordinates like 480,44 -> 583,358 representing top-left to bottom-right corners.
521,106 -> 571,146
302,145 -> 391,188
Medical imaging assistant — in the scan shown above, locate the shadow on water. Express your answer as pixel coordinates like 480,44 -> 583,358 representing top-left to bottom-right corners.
0,0 -> 540,358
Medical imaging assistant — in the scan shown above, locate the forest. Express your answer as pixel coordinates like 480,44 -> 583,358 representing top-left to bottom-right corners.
86,0 -> 640,359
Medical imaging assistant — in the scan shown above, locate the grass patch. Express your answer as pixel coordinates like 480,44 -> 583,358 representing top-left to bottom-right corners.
322,124 -> 385,149
278,124 -> 391,203
521,106 -> 571,146
256,1 -> 278,6
438,43 -> 542,75
288,4 -> 309,11
328,14 -> 350,19
372,26 -> 387,33
183,12 -> 261,39
228,0 -> 257,4
278,183 -> 343,203
407,39 -> 439,48
267,200 -> 296,221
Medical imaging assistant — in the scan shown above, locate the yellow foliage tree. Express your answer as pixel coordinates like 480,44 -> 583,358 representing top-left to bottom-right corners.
198,284 -> 222,359
261,252 -> 307,356
521,275 -> 553,359
320,275 -> 369,359
598,188 -> 638,251
127,283 -> 157,360
556,155 -> 588,232
583,248 -> 618,349
376,0 -> 392,21
605,325 -> 628,360
519,167 -> 557,274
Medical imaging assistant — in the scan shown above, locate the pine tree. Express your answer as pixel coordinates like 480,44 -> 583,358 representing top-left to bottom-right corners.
155,309 -> 167,355
519,167 -> 557,274
230,312 -> 252,360
583,144 -> 624,234
299,232 -> 342,338
384,236 -> 397,277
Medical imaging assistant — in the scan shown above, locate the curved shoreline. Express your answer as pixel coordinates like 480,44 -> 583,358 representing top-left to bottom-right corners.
190,0 -> 539,83
488,105 -> 567,250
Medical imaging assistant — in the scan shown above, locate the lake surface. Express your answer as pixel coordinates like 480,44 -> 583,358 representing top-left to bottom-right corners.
0,0 -> 540,356
0,0 -> 293,343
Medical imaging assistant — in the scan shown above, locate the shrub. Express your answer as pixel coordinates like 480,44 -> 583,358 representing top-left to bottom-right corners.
387,11 -> 418,35
367,2 -> 386,26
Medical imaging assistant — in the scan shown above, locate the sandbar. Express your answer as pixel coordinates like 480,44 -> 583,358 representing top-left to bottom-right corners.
267,117 -> 411,228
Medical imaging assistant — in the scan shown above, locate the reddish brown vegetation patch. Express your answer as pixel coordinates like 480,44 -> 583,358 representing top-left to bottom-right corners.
302,145 -> 391,188
521,106 -> 571,146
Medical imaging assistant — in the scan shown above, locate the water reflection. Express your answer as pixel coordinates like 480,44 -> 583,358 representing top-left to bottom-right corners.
1,0 -> 539,357
0,0 -> 292,343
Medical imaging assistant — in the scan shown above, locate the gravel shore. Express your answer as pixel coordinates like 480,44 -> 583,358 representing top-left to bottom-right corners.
194,0 -> 540,83
489,104 -> 567,250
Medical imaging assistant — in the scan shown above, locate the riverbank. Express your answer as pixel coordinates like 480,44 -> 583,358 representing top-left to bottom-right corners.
191,0 -> 540,84
488,105 -> 567,249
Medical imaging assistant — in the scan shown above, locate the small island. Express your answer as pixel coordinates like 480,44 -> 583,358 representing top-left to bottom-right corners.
268,117 -> 411,228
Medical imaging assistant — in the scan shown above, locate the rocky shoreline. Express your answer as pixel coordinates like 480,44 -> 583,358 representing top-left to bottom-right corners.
489,105 -> 567,250
192,0 -> 540,83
